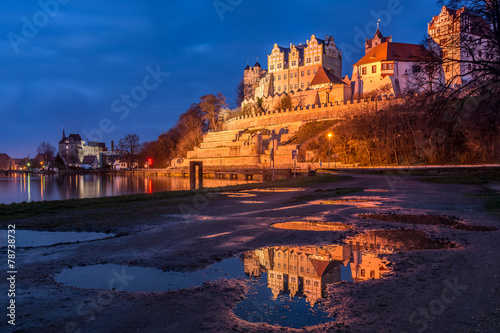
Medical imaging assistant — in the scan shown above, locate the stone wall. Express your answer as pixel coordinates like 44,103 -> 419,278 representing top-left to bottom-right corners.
225,96 -> 403,132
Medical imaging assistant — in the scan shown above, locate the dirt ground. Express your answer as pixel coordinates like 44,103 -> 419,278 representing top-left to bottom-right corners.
1,173 -> 499,333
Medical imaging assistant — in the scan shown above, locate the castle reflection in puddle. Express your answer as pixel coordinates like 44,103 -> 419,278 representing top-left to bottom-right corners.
243,230 -> 447,307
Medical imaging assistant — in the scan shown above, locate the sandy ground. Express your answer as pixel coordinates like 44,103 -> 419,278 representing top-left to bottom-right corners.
1,173 -> 499,333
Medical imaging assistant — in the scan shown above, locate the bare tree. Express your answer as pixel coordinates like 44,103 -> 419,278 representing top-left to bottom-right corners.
116,134 -> 140,156
36,142 -> 56,161
199,93 -> 227,131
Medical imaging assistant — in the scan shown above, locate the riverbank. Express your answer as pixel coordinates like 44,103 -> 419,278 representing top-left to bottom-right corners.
1,172 -> 499,332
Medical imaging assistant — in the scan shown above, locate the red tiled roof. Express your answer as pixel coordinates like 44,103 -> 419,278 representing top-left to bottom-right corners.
310,66 -> 345,86
309,258 -> 342,277
353,42 -> 429,66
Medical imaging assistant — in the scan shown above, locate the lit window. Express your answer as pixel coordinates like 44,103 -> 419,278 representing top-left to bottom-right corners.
372,65 -> 377,73
370,271 -> 376,278
362,67 -> 367,75
270,65 -> 274,70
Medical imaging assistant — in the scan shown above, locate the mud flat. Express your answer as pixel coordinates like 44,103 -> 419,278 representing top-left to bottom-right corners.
0,172 -> 499,332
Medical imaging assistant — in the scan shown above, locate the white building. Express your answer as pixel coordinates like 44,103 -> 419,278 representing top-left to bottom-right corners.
352,30 -> 430,97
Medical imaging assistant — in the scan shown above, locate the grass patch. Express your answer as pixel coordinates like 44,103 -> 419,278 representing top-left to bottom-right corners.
290,187 -> 363,202
0,174 -> 349,221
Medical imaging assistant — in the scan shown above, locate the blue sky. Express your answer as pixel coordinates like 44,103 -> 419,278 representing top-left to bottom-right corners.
0,0 -> 442,158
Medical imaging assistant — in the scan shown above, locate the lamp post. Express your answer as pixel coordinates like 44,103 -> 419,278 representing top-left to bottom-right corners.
328,133 -> 332,168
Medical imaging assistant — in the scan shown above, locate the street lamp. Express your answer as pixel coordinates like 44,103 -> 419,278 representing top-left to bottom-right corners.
328,133 -> 332,168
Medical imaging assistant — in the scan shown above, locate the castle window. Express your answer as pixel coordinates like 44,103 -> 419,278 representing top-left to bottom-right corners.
278,63 -> 282,69
301,83 -> 304,88
370,271 -> 376,278
300,256 -> 303,261
300,267 -> 304,272
306,280 -> 310,285
270,65 -> 274,70
314,69 -> 317,74
315,56 -> 320,62
294,84 -> 297,89
278,75 -> 281,80
307,70 -> 311,75
372,65 -> 377,73
284,74 -> 287,80
284,253 -> 286,259
278,86 -> 281,92
292,60 -> 297,66
278,263 -> 281,268
295,72 -> 297,78
278,253 -> 281,258
301,71 -> 304,77
361,269 -> 366,277
412,66 -> 421,73
284,264 -> 287,269
306,57 -> 311,64
362,67 -> 367,75
270,273 -> 274,278
446,65 -> 451,72
307,268 -> 310,273
291,277 -> 296,282
314,281 -> 319,287
284,85 -> 287,91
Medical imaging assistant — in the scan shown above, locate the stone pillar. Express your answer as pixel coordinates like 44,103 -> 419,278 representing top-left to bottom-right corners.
189,161 -> 203,190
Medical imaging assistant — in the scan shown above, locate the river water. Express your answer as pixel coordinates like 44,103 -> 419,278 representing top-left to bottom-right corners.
0,173 -> 256,204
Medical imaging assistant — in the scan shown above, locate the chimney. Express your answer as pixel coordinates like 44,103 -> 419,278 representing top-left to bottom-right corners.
111,140 -> 114,152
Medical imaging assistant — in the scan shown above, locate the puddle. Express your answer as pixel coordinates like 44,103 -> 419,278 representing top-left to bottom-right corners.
364,189 -> 390,192
271,221 -> 352,231
239,201 -> 265,204
247,188 -> 305,193
55,257 -> 247,292
235,229 -> 454,327
220,192 -> 256,198
359,214 -> 497,232
0,230 -> 115,248
55,229 -> 454,328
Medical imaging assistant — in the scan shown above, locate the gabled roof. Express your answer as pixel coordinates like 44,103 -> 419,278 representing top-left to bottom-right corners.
310,66 -> 345,86
82,155 -> 98,165
309,259 -> 343,277
354,42 -> 429,66
0,153 -> 11,161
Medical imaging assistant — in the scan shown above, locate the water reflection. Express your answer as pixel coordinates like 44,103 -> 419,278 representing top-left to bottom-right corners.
240,230 -> 453,307
0,173 -> 256,204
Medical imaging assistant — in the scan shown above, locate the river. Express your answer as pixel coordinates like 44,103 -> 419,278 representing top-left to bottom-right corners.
0,173 -> 256,204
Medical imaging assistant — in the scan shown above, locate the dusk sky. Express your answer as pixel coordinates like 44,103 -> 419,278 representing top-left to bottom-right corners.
0,0 -> 443,158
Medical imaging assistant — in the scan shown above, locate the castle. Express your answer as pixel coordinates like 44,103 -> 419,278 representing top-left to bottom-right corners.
182,5 -> 493,168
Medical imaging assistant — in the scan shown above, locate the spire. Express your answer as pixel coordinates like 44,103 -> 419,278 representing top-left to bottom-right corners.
377,19 -> 381,30
62,127 -> 66,140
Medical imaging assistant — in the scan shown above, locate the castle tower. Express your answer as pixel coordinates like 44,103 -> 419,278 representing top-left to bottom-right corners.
428,5 -> 491,87
365,29 -> 392,54
243,59 -> 267,101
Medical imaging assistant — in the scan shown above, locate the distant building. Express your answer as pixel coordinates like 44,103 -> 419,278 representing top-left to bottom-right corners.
58,129 -> 107,166
0,154 -> 14,170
